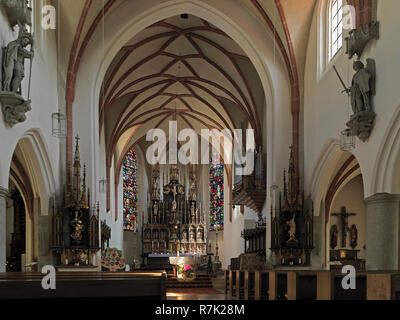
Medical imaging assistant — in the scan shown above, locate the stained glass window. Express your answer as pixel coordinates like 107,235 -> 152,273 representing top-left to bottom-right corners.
123,148 -> 138,231
210,159 -> 224,231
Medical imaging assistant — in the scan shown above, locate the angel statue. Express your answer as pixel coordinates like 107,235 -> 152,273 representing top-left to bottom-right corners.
349,59 -> 375,114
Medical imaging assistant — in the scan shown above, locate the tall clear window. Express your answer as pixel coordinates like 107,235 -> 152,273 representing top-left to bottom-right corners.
329,0 -> 343,60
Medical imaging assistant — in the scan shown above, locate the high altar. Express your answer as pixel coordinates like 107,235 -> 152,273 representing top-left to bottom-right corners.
142,164 -> 207,257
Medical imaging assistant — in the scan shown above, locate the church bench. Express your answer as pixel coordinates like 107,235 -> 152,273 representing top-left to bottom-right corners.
333,272 -> 366,300
366,272 -> 400,300
257,271 -> 269,300
0,271 -> 166,300
236,271 -> 245,300
228,270 -> 237,299
224,270 -> 229,294
244,271 -> 255,300
295,272 -> 317,300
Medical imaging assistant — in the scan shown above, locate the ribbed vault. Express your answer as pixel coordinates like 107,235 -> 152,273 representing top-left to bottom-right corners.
101,14 -> 265,163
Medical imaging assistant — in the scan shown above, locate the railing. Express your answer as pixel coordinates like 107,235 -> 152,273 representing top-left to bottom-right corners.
224,269 -> 400,300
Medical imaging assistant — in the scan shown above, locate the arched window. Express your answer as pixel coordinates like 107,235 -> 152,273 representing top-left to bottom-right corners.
210,159 -> 224,231
26,0 -> 34,33
123,148 -> 138,231
329,0 -> 343,61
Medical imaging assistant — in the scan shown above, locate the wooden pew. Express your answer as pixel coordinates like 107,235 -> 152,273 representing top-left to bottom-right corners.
296,271 -> 317,300
333,271 -> 366,300
366,272 -> 400,300
0,271 -> 167,300
228,270 -> 237,299
224,270 -> 229,295
317,271 -> 333,300
244,271 -> 255,300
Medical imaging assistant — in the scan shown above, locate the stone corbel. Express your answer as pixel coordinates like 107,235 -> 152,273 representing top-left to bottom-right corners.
345,21 -> 379,59
0,0 -> 32,29
0,93 -> 31,127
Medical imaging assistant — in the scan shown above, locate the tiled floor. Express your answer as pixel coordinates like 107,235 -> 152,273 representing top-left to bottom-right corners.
167,293 -> 227,300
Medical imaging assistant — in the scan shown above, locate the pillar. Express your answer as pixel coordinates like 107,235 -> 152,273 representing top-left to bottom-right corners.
365,193 -> 400,271
0,187 -> 9,273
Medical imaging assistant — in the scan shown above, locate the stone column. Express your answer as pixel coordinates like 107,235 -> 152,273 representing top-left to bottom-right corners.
365,193 -> 400,271
0,187 -> 9,273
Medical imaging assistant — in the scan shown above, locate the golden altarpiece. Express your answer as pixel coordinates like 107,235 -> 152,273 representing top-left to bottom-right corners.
142,164 -> 206,257
51,136 -> 100,268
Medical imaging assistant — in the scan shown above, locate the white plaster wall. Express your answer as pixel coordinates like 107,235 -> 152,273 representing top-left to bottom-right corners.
0,5 -> 60,197
304,0 -> 400,199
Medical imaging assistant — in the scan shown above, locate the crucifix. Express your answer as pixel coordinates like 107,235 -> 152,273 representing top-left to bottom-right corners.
332,206 -> 356,247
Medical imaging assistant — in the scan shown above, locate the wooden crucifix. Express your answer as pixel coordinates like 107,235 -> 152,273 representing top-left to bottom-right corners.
332,206 -> 356,247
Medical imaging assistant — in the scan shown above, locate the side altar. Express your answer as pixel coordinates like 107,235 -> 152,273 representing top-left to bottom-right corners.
142,164 -> 207,267
51,136 -> 100,271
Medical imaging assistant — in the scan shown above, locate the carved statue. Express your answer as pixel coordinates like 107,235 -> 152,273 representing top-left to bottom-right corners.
330,225 -> 338,249
153,202 -> 158,218
350,224 -> 358,249
190,203 -> 195,221
70,212 -> 85,244
163,185 -> 170,194
286,212 -> 297,242
349,60 -> 375,115
197,227 -> 204,243
189,227 -> 196,242
335,59 -> 377,142
2,25 -> 33,93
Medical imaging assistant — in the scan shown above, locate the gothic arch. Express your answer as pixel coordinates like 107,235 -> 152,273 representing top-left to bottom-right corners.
69,0 -> 292,216
7,128 -> 56,216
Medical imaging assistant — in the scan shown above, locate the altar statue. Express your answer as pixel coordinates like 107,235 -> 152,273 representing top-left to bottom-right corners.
70,211 -> 85,244
286,212 -> 297,242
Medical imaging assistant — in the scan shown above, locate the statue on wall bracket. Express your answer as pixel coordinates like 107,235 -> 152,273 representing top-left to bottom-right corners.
0,20 -> 34,127
334,58 -> 376,142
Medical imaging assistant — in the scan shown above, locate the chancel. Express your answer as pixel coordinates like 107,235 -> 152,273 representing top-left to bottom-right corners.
2,0 -> 400,302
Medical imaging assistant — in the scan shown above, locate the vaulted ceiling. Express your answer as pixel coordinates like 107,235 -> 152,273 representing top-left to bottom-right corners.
59,0 -> 317,177
101,14 -> 265,158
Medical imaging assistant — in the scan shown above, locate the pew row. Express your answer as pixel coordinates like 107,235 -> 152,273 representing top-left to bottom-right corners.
0,271 -> 167,300
225,270 -> 400,300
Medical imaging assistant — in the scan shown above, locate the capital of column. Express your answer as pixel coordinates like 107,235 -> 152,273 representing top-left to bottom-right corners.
365,193 -> 400,205
0,187 -> 9,199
